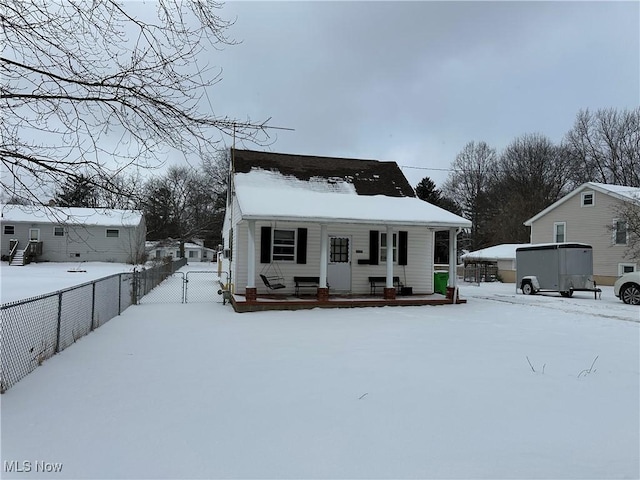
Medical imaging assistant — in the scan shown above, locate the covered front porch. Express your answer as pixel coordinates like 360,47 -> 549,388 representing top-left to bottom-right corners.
234,219 -> 464,312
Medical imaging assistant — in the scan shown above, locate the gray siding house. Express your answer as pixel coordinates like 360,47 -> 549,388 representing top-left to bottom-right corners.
524,182 -> 639,285
222,149 -> 471,310
1,205 -> 146,265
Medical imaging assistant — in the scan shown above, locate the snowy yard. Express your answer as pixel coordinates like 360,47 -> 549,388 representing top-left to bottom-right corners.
1,263 -> 639,479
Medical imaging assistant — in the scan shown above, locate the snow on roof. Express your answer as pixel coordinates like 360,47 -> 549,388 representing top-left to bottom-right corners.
234,169 -> 471,227
588,183 -> 640,201
524,182 -> 640,226
1,204 -> 143,227
461,244 -> 532,261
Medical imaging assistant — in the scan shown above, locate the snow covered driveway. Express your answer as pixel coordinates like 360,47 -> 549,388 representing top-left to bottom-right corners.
1,278 -> 638,479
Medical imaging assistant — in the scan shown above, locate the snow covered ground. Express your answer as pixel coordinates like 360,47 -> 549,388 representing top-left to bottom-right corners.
1,261 -> 138,304
1,264 -> 639,479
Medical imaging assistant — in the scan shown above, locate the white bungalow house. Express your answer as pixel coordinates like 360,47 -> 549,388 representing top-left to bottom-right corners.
1,204 -> 146,265
222,149 -> 472,310
524,182 -> 640,285
146,238 -> 216,262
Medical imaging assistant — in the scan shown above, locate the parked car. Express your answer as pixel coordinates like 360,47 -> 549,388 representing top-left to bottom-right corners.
613,271 -> 640,305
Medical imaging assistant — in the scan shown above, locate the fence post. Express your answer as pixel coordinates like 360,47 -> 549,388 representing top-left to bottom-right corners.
118,274 -> 122,315
54,291 -> 63,353
91,282 -> 96,331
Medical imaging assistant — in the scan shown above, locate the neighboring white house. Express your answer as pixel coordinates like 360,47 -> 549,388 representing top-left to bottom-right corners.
460,243 -> 531,283
1,204 -> 146,265
146,238 -> 216,262
222,149 -> 472,306
524,182 -> 640,285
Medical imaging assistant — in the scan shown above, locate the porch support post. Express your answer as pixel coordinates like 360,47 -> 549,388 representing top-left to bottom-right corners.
384,225 -> 396,300
318,224 -> 329,301
447,227 -> 458,302
246,220 -> 257,302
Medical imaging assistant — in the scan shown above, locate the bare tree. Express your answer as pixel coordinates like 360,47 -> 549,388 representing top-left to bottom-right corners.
142,165 -> 220,251
1,0 -> 271,205
612,196 -> 640,264
442,141 -> 497,251
564,108 -> 640,187
486,133 -> 571,244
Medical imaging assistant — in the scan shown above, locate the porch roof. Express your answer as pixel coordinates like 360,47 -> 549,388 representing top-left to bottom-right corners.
234,170 -> 471,228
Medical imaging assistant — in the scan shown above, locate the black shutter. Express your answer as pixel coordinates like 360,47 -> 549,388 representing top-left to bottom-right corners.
369,230 -> 379,265
297,228 -> 308,264
260,226 -> 271,263
399,231 -> 408,266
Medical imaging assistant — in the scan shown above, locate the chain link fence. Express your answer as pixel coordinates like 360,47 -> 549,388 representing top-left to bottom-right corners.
0,257 -> 188,393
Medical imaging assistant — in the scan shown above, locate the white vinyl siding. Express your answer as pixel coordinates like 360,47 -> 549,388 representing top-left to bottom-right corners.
232,220 -> 435,296
529,186 -> 636,281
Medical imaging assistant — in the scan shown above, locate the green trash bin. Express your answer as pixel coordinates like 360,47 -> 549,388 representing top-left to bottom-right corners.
434,271 -> 449,295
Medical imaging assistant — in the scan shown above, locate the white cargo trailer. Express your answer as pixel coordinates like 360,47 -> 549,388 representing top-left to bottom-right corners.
516,243 -> 601,298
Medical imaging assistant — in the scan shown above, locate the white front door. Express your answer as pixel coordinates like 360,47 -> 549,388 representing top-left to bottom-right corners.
29,228 -> 40,242
328,236 -> 351,292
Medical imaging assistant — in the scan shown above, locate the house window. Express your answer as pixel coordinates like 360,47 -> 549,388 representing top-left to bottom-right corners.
581,191 -> 594,207
330,237 -> 349,263
106,229 -> 119,238
380,232 -> 397,262
3,225 -> 15,235
54,226 -> 65,236
273,229 -> 295,261
553,222 -> 566,243
189,250 -> 198,258
618,263 -> 636,275
613,219 -> 628,245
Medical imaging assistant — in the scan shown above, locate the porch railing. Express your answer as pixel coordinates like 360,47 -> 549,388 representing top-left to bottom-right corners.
23,241 -> 43,265
8,240 -> 18,264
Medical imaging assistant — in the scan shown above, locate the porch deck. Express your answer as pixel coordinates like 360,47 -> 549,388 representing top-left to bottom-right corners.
230,291 -> 466,312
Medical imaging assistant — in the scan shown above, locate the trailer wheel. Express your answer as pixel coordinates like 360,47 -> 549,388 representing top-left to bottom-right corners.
560,290 -> 574,298
521,281 -> 535,295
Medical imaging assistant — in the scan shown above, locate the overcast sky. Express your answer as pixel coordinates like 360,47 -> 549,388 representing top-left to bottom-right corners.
196,1 -> 638,188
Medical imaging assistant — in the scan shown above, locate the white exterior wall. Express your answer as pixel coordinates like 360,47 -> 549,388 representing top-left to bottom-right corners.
1,220 -> 145,264
230,220 -> 435,296
529,188 -> 636,281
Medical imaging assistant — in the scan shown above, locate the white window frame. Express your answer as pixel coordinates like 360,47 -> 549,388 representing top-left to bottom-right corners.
272,229 -> 296,261
380,232 -> 397,263
581,191 -> 594,207
106,228 -> 120,238
29,228 -> 40,242
612,218 -> 628,245
618,263 -> 637,275
3,225 -> 15,235
53,226 -> 65,237
553,222 -> 566,243
188,250 -> 198,259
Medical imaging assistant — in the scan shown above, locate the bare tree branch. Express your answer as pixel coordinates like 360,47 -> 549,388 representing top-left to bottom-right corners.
1,0 -> 270,205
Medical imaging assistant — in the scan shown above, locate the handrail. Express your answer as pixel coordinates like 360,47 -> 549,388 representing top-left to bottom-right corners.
8,240 -> 18,264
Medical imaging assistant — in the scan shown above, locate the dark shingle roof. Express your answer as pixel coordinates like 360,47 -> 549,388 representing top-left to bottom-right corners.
231,149 -> 415,198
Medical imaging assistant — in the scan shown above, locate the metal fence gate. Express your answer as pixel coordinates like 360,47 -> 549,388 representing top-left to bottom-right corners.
139,271 -> 219,304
